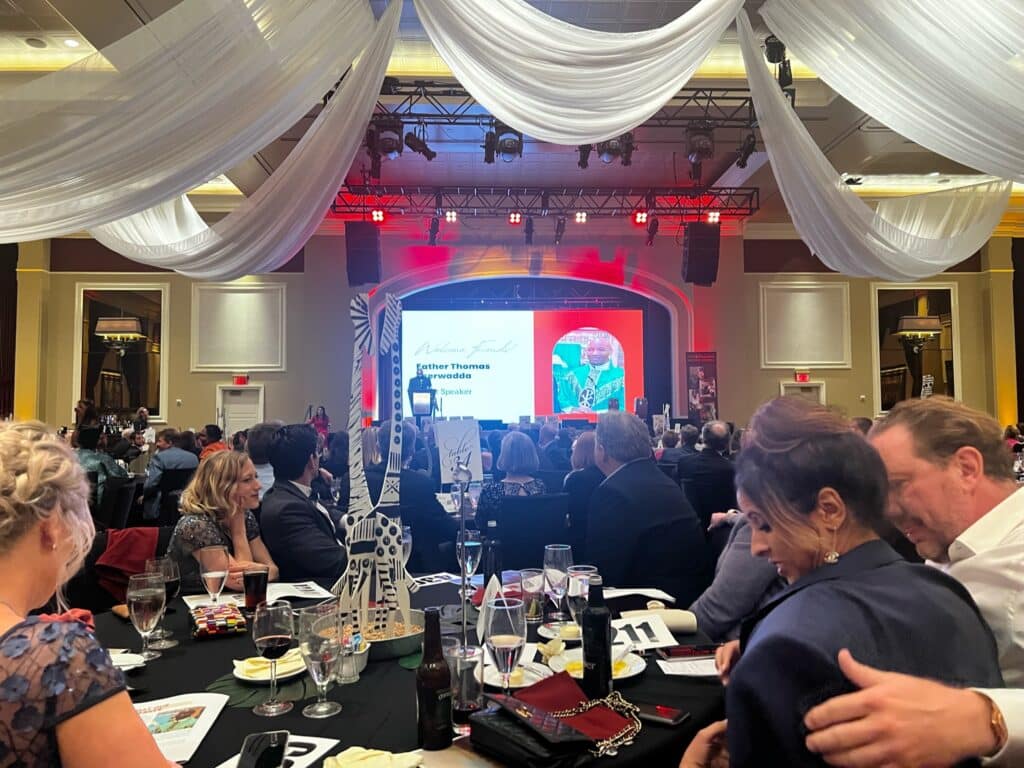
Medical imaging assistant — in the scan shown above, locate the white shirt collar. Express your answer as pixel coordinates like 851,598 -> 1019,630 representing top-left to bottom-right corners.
948,486 -> 1024,563
589,361 -> 611,372
290,480 -> 312,497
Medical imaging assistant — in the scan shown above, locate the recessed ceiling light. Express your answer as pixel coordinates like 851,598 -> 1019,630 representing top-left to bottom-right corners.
928,171 -> 941,177
62,38 -> 81,48
24,38 -> 47,49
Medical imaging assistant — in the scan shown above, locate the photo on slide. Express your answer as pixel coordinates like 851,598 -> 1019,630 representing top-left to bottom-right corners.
553,327 -> 626,414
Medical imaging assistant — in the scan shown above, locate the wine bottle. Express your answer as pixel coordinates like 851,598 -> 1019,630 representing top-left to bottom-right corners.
581,575 -> 612,699
416,607 -> 453,750
482,539 -> 503,589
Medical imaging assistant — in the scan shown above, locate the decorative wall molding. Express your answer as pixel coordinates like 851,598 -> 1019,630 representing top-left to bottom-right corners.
191,282 -> 286,372
760,281 -> 852,369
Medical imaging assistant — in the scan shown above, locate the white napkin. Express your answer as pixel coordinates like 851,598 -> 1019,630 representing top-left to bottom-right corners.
475,575 -> 502,641
323,747 -> 423,768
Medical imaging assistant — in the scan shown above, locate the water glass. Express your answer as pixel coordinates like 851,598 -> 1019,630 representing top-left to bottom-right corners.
297,604 -> 343,719
485,597 -> 527,695
567,565 -> 598,625
456,530 -> 482,601
401,526 -> 413,568
127,573 -> 166,661
520,568 -> 545,623
252,600 -> 295,717
144,557 -> 180,649
197,545 -> 229,604
543,544 -> 573,622
444,641 -> 484,735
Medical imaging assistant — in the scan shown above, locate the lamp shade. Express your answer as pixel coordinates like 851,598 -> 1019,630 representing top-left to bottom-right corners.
895,315 -> 942,338
94,316 -> 144,341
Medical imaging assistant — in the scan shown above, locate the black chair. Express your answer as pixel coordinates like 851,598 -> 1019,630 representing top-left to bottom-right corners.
657,462 -> 679,484
535,470 -> 569,493
85,470 -> 99,514
137,468 -> 195,527
60,529 -> 116,614
493,493 -> 571,570
95,475 -> 133,530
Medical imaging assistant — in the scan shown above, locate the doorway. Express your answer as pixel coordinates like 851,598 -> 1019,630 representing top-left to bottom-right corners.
216,385 -> 264,438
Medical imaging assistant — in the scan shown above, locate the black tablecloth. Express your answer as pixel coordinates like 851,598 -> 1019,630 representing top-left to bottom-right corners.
94,584 -> 723,767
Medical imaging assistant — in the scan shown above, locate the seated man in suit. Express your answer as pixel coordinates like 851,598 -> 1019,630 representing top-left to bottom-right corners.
677,420 -> 737,531
259,424 -> 346,589
142,428 -> 198,519
366,420 -> 457,573
586,412 -> 710,605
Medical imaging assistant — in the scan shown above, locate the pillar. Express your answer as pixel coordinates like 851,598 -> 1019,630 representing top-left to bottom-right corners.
982,238 -> 1016,425
13,240 -> 50,420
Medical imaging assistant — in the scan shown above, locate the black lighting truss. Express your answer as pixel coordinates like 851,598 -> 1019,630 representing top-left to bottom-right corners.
332,186 -> 759,218
373,79 -> 756,131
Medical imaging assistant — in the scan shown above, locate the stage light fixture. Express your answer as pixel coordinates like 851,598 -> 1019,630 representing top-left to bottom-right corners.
707,210 -> 721,224
405,129 -> 437,161
371,209 -> 385,223
482,131 -> 497,164
484,121 -> 523,163
427,216 -> 440,245
777,59 -> 793,90
645,216 -> 659,246
577,144 -> 592,169
433,191 -> 444,216
689,159 -> 703,183
540,192 -> 550,216
509,212 -> 522,225
736,132 -> 757,168
575,211 -> 587,224
371,117 -> 404,160
445,210 -> 457,223
686,124 -> 715,165
525,216 -> 535,245
634,210 -> 648,225
554,216 -> 567,244
596,132 -> 635,166
369,150 -> 382,179
764,35 -> 786,64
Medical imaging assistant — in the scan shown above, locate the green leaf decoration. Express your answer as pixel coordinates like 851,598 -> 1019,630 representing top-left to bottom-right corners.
398,651 -> 422,670
206,673 -> 329,708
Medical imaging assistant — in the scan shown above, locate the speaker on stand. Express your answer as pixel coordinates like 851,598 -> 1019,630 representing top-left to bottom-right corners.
681,222 -> 721,286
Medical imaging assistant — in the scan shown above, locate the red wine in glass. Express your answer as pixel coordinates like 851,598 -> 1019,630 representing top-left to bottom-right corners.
257,635 -> 292,660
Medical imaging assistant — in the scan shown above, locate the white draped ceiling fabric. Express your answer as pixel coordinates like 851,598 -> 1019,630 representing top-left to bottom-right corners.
90,0 -> 401,282
0,0 -> 374,242
736,10 -> 1012,281
761,0 -> 1024,184
413,0 -> 744,145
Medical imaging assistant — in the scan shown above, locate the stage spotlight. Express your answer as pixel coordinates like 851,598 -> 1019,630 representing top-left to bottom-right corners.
427,216 -> 440,245
494,122 -> 523,162
524,216 -> 534,245
645,216 -> 659,246
554,216 -> 566,244
434,191 -> 443,216
575,211 -> 587,224
509,212 -> 522,225
634,210 -> 648,225
764,35 -> 786,64
777,59 -> 793,90
596,132 -> 635,165
689,159 -> 703,183
445,210 -> 457,223
405,130 -> 437,161
706,210 -> 721,224
577,144 -> 592,169
736,132 -> 757,168
540,192 -> 550,216
687,124 -> 715,165
371,117 -> 404,160
371,209 -> 385,223
482,131 -> 497,164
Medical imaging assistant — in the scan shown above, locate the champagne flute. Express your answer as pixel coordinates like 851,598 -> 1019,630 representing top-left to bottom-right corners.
144,557 -> 180,649
127,573 -> 166,661
485,597 -> 526,695
401,525 -> 413,568
253,600 -> 295,717
567,565 -> 598,626
297,604 -> 343,719
197,545 -> 229,604
543,544 -> 573,622
456,530 -> 482,601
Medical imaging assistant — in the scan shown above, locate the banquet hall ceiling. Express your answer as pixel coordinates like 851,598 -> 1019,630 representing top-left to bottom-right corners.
4,0 -> 1020,235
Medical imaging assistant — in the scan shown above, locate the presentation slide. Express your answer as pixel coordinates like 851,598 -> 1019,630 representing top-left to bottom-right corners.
401,309 -> 644,422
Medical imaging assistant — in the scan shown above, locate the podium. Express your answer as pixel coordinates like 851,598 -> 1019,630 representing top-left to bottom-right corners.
411,388 -> 436,425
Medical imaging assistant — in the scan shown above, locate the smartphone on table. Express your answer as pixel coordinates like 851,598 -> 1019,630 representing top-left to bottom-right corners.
656,643 -> 722,660
238,730 -> 289,768
635,703 -> 691,726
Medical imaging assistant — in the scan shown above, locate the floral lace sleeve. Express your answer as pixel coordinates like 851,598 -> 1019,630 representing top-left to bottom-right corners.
0,618 -> 125,764
170,514 -> 227,561
244,509 -> 260,541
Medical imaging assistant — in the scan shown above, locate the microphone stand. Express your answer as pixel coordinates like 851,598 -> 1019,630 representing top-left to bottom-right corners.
454,461 -> 472,647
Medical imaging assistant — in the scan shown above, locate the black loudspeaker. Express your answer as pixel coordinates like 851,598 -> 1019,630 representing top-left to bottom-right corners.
682,222 -> 721,286
345,221 -> 382,285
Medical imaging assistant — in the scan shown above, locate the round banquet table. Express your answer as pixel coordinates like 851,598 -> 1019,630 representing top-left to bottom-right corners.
94,582 -> 724,767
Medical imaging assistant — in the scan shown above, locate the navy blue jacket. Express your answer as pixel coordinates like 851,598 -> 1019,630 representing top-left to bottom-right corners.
727,539 -> 1003,767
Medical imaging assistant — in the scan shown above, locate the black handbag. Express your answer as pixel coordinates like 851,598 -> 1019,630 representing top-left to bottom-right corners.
469,694 -> 595,768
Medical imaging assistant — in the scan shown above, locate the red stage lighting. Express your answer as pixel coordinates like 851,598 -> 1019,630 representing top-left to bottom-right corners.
634,210 -> 648,225
508,212 -> 522,224
706,210 -> 721,224
371,209 -> 385,222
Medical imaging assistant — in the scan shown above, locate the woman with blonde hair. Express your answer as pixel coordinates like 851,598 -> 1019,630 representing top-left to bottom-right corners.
0,421 -> 172,767
167,450 -> 278,594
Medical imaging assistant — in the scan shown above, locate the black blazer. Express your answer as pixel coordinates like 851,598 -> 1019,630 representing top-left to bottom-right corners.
677,450 -> 737,531
259,480 -> 347,590
365,466 -> 458,573
562,464 -> 604,558
585,458 -> 711,605
727,540 -> 1003,767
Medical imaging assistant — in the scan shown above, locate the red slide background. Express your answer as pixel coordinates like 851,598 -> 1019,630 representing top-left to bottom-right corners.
533,309 -> 644,418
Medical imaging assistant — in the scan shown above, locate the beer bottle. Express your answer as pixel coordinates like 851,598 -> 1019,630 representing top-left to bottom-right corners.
482,539 -> 503,589
581,575 -> 612,699
416,607 -> 453,750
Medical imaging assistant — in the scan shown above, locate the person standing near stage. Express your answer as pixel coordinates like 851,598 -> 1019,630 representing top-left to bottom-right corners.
408,366 -> 433,420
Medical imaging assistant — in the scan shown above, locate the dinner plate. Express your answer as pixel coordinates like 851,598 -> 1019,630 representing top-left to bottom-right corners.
483,661 -> 553,689
536,622 -> 582,643
110,653 -> 145,671
548,648 -> 646,681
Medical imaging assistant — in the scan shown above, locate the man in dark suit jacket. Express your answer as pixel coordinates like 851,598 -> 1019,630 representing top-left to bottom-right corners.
366,420 -> 457,573
586,412 -> 711,605
677,420 -> 737,531
260,424 -> 347,590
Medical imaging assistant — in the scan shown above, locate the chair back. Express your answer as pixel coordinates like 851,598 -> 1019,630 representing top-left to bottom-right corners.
494,493 -> 571,570
85,470 -> 99,512
535,470 -> 568,493
157,468 -> 194,525
95,475 -> 133,530
657,462 -> 679,483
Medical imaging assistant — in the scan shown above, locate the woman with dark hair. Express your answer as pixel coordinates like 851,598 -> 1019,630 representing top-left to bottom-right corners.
178,430 -> 201,458
475,432 -> 546,532
308,405 -> 330,441
680,397 -> 1003,768
562,431 -> 604,557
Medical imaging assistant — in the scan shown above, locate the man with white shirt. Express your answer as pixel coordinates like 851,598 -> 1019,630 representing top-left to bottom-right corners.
803,397 -> 1022,766
259,424 -> 346,590
245,421 -> 281,501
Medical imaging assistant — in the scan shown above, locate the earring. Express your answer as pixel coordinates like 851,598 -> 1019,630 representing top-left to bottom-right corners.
823,528 -> 839,565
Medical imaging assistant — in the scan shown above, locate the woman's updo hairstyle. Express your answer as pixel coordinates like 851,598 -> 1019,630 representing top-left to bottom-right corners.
737,398 -> 887,532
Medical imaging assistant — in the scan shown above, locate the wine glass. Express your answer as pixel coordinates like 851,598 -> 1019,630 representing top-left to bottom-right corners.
297,604 -> 343,719
543,544 -> 573,622
252,600 -> 295,717
144,557 -> 180,650
401,526 -> 413,568
127,573 -> 166,661
456,530 -> 482,601
567,565 -> 598,626
197,545 -> 229,604
485,597 -> 526,695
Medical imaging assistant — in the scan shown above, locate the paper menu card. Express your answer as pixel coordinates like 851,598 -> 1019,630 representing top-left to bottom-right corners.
182,581 -> 333,609
656,658 -> 719,677
214,735 -> 340,768
135,692 -> 227,763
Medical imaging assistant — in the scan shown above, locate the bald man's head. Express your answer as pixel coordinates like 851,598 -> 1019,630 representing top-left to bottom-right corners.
586,338 -> 612,366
